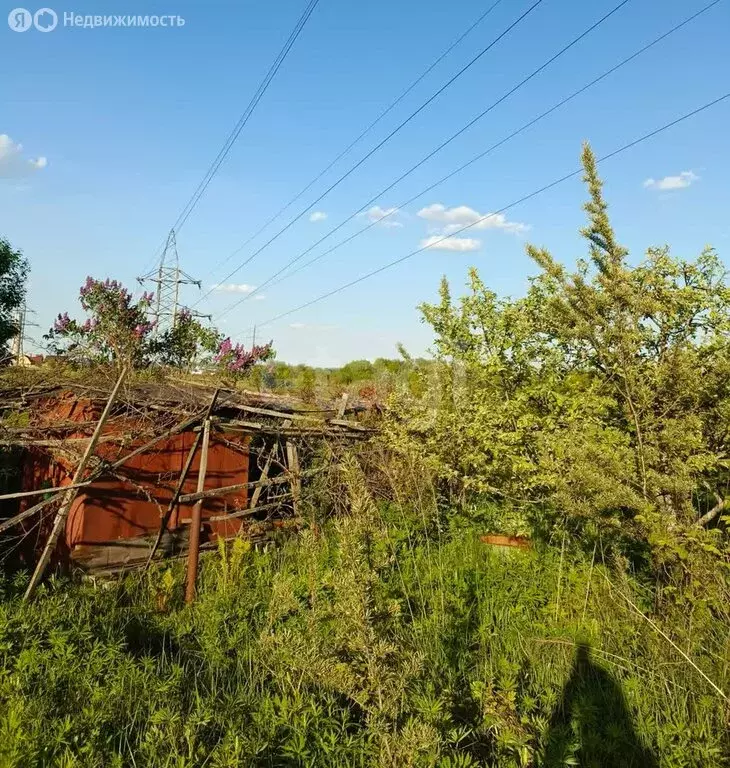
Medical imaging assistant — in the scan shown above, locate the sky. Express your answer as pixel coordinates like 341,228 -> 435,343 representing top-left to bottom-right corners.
2,0 -> 729,366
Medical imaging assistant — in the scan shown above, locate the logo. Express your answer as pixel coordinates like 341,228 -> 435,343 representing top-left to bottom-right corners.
33,7 -> 57,30
7,7 -> 32,30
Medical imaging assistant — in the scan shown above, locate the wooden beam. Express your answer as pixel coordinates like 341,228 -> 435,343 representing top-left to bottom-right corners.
185,417 -> 210,603
24,368 -> 128,601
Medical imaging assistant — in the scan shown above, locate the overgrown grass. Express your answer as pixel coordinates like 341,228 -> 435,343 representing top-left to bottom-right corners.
1,504 -> 727,767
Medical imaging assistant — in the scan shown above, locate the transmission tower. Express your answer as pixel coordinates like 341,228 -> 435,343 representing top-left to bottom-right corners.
11,302 -> 27,363
7,301 -> 39,365
138,230 -> 207,335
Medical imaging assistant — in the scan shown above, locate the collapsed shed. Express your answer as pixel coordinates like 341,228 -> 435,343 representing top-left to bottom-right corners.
0,375 -> 371,581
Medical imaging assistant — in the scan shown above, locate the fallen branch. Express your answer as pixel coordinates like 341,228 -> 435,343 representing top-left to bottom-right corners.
696,497 -> 727,527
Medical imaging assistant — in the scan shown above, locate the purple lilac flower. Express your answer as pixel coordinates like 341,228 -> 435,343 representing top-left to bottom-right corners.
53,312 -> 71,333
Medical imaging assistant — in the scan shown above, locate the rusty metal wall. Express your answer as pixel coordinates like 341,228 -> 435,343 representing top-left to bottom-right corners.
22,394 -> 249,562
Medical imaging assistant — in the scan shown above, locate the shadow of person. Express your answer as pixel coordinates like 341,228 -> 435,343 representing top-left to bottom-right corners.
543,643 -> 657,767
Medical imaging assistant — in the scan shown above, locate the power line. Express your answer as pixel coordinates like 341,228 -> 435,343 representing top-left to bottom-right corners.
191,0 -> 547,308
240,92 -> 730,333
241,0 -> 723,298
140,0 -> 321,274
215,0 -> 631,317
201,0 -> 506,283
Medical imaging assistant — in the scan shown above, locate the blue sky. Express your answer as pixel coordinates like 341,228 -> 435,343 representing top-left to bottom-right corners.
2,0 -> 729,365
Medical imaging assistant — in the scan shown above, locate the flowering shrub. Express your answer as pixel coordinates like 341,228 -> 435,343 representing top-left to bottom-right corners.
46,277 -> 155,366
46,276 -> 275,375
215,337 -> 274,375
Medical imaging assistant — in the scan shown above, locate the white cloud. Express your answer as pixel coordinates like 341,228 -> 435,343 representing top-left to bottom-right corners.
252,294 -> 266,301
417,203 -> 527,235
643,170 -> 698,191
309,210 -> 327,222
0,134 -> 48,179
211,283 -> 257,294
289,322 -> 337,331
420,235 -> 481,252
360,205 -> 403,228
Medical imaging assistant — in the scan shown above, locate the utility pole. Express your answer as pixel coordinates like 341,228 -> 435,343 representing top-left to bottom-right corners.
137,230 -> 207,335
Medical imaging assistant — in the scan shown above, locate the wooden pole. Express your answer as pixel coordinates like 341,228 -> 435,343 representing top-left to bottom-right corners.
286,440 -> 301,517
24,368 -> 128,601
185,417 -> 210,604
146,390 -> 220,568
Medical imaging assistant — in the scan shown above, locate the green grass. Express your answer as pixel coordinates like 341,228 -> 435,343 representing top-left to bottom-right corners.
0,507 -> 727,767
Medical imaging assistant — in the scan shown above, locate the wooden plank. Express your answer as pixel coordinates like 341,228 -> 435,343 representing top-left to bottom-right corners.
233,403 -> 320,423
185,418 -> 210,604
24,368 -> 128,601
0,435 -> 126,448
327,418 -> 371,432
336,393 -> 349,419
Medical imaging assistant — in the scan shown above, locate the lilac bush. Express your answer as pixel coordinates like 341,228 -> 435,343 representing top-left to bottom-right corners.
46,277 -> 155,366
215,337 -> 274,375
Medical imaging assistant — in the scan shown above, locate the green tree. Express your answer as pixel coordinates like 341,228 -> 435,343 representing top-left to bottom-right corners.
0,238 -> 29,359
149,308 -> 222,370
335,359 -> 375,385
387,144 -> 730,565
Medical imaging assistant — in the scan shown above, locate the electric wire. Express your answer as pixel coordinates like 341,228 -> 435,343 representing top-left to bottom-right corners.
201,0 -> 505,282
214,0 -> 631,317
191,0 -> 547,306
239,92 -> 730,334
140,0 -> 321,274
240,0 -> 722,298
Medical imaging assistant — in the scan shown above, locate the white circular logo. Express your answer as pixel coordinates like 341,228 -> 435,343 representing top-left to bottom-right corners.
8,7 -> 32,31
33,7 -> 57,31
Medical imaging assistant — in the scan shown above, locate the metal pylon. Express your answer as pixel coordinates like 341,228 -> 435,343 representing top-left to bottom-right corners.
138,230 -> 203,335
